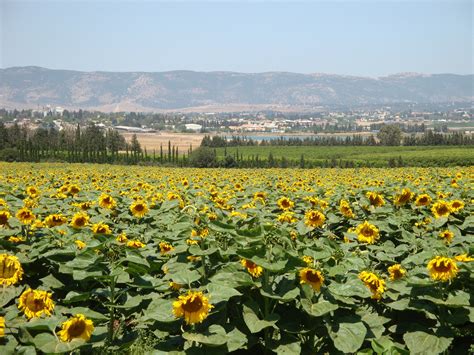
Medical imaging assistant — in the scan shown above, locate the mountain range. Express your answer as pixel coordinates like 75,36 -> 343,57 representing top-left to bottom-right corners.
0,66 -> 472,112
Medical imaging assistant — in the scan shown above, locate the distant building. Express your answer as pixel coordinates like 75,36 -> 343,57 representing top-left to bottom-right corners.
185,123 -> 203,131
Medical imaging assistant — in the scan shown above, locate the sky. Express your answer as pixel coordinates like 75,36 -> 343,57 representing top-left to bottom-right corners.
1,0 -> 473,76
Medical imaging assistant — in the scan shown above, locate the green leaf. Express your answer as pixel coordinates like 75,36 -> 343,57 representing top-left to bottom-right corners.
141,298 -> 176,323
40,274 -> 65,289
403,331 -> 452,355
65,307 -> 108,321
242,303 -> 279,333
182,325 -> 227,346
301,299 -> 338,317
329,322 -> 367,353
226,327 -> 247,352
275,341 -> 302,354
206,283 -> 242,303
33,333 -> 86,354
169,269 -> 201,285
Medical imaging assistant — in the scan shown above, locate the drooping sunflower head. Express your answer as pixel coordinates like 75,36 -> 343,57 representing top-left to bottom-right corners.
127,240 -> 145,249
277,211 -> 297,223
415,194 -> 432,207
388,264 -> 406,281
355,221 -> 380,244
427,256 -> 458,282
359,271 -> 386,300
366,192 -> 385,207
44,214 -> 68,228
299,267 -> 324,292
277,197 -> 294,211
15,207 -> 35,224
454,254 -> 474,262
438,230 -> 454,244
431,200 -> 452,218
98,193 -> 116,209
172,291 -> 213,325
159,241 -> 174,254
0,254 -> 24,286
26,186 -> 40,198
57,314 -> 94,342
18,288 -> 55,319
91,223 -> 112,235
241,259 -> 263,278
70,213 -> 89,228
0,316 -> 4,338
67,184 -> 81,196
449,200 -> 464,213
339,200 -> 354,218
394,188 -> 413,206
304,210 -> 326,228
75,240 -> 86,250
301,255 -> 314,266
0,210 -> 11,226
130,201 -> 149,218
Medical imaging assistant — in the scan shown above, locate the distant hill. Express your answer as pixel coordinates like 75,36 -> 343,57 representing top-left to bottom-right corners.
0,66 -> 472,112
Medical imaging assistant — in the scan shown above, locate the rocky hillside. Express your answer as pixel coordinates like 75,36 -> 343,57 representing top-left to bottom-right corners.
0,66 -> 472,111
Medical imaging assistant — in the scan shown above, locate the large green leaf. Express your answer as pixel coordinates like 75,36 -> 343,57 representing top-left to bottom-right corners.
242,303 -> 279,333
403,331 -> 452,355
328,322 -> 367,353
301,299 -> 338,317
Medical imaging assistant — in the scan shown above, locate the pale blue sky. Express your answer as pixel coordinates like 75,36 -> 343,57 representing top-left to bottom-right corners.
1,0 -> 473,76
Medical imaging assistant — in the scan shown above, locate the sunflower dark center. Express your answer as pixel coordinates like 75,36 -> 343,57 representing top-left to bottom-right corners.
182,297 -> 203,313
306,271 -> 321,283
68,320 -> 86,337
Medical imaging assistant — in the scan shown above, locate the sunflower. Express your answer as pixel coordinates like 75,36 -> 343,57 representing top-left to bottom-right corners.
301,255 -> 314,265
431,200 -> 451,218
394,188 -> 414,206
415,194 -> 432,206
0,254 -> 24,286
355,221 -> 380,244
70,213 -> 89,228
57,314 -> 94,342
44,214 -> 68,228
427,256 -> 458,282
172,291 -> 213,325
277,197 -> 294,211
170,281 -> 183,290
130,201 -> 149,218
116,233 -> 128,243
438,230 -> 454,244
277,211 -> 297,223
67,184 -> 81,196
241,259 -> 263,278
15,207 -> 35,224
339,200 -> 354,218
388,264 -> 406,281
75,240 -> 86,250
304,210 -> 326,228
359,271 -> 386,300
366,192 -> 385,207
454,254 -> 474,262
91,223 -> 112,235
127,240 -> 145,248
26,186 -> 40,198
0,210 -> 11,226
299,267 -> 324,292
18,288 -> 55,319
0,316 -> 4,338
159,241 -> 174,254
98,193 -> 116,209
449,200 -> 464,213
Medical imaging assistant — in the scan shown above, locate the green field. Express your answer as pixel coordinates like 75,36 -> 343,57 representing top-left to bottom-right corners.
216,145 -> 474,167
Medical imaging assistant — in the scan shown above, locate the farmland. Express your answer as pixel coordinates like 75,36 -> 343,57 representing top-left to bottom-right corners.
0,163 -> 472,354
215,145 -> 474,167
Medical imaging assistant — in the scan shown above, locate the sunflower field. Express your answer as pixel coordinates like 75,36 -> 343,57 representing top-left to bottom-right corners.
0,162 -> 472,354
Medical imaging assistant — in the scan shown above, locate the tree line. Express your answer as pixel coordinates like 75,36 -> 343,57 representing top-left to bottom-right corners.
201,126 -> 473,147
